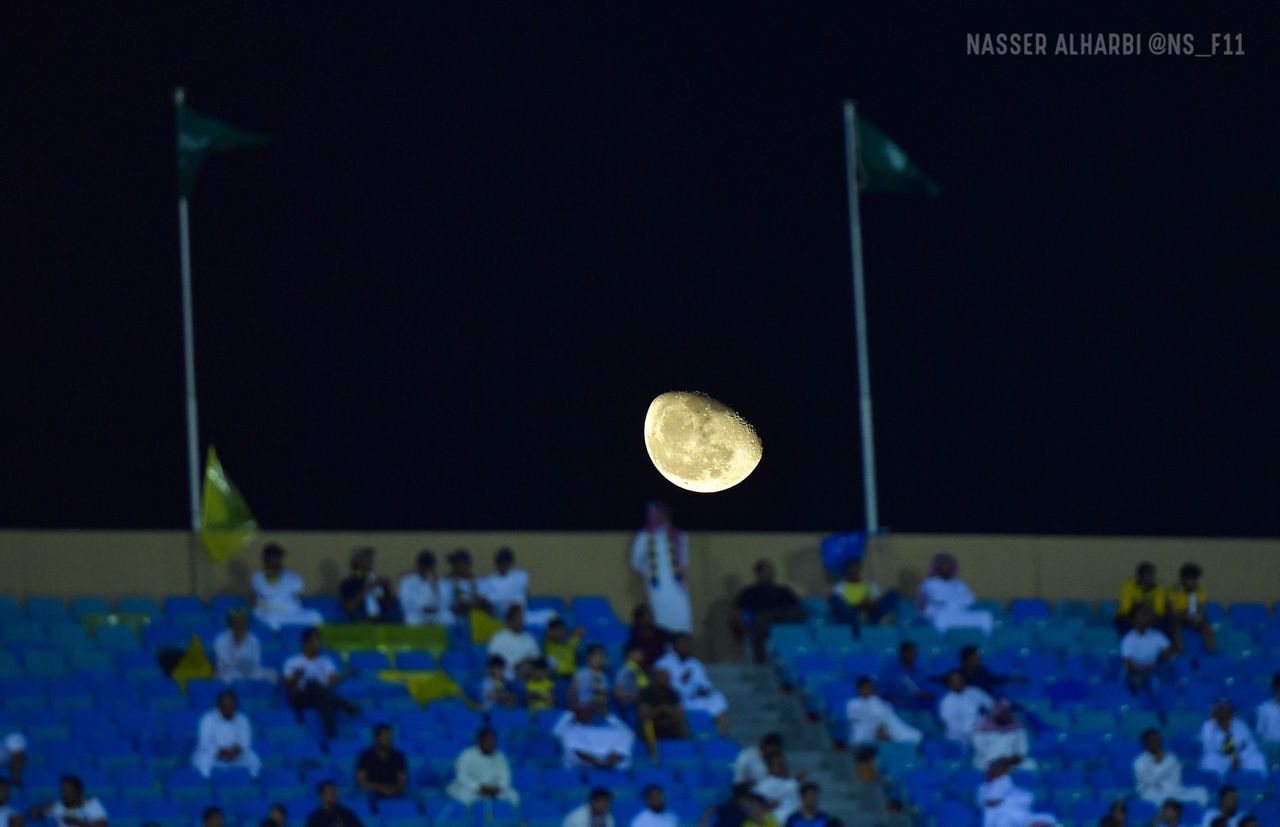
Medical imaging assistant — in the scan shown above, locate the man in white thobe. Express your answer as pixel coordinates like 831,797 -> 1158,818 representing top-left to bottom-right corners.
562,788 -> 615,827
655,634 -> 729,735
487,606 -> 542,680
629,786 -> 679,827
446,728 -> 520,807
939,671 -> 995,744
192,690 -> 262,779
752,754 -> 801,824
733,733 -> 783,784
1133,729 -> 1208,807
398,550 -> 454,627
251,544 -> 324,630
1199,702 -> 1266,777
976,759 -> 1057,827
972,701 -> 1036,772
1255,673 -> 1280,743
214,610 -> 276,684
918,553 -> 994,635
630,502 -> 691,634
556,705 -> 636,771
845,677 -> 922,746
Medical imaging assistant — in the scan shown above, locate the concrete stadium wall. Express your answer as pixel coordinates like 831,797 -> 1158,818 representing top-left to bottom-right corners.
1,531 -> 1277,659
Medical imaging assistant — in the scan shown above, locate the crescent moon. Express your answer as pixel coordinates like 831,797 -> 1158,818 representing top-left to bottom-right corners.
643,391 -> 763,493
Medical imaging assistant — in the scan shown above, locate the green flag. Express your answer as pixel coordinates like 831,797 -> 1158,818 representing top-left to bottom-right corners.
857,117 -> 939,197
176,101 -> 272,197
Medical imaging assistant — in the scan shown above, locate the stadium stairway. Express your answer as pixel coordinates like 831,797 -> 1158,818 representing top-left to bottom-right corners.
709,664 -> 866,827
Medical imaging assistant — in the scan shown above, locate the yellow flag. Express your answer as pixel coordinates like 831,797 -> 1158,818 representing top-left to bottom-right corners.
469,608 -> 504,645
172,633 -> 215,691
200,446 -> 259,563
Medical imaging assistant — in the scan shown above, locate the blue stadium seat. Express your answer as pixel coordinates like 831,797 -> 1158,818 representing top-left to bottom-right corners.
210,595 -> 250,619
1009,599 -> 1049,621
393,651 -> 436,670
164,595 -> 207,617
347,650 -> 392,671
27,596 -> 72,623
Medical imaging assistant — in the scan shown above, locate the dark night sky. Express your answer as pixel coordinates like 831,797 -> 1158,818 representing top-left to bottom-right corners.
5,6 -> 1278,534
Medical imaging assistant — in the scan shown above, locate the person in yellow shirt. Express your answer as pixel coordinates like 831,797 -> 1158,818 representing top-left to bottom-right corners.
742,793 -> 779,827
829,559 -> 899,633
1167,563 -> 1215,654
543,619 -> 585,680
523,658 -> 556,711
1115,562 -> 1167,634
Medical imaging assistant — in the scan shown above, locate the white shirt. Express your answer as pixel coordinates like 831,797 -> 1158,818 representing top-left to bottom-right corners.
252,570 -> 308,614
562,804 -> 616,827
214,630 -> 264,680
479,569 -> 531,617
629,810 -> 679,827
49,798 -> 108,827
972,728 -> 1034,771
452,746 -> 513,794
559,715 -> 636,770
398,573 -> 454,626
1255,698 -> 1280,743
282,653 -> 337,688
1133,750 -> 1188,803
195,709 -> 254,755
0,731 -> 27,763
654,653 -> 716,702
487,630 -> 541,679
754,775 -> 801,824
1200,810 -> 1242,827
845,695 -> 910,744
939,687 -> 994,742
919,576 -> 977,614
732,746 -> 768,783
1121,628 -> 1171,666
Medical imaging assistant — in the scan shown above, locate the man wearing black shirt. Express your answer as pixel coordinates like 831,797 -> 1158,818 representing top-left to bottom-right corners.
731,560 -> 807,663
955,646 -> 1011,695
355,724 -> 407,808
305,781 -> 363,827
638,668 -> 688,741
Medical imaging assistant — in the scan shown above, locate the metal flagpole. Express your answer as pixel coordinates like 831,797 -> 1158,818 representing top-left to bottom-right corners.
176,87 -> 202,592
841,100 -> 880,535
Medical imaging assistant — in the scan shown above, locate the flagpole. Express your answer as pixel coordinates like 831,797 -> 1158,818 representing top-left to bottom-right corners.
176,87 -> 201,593
841,100 -> 880,535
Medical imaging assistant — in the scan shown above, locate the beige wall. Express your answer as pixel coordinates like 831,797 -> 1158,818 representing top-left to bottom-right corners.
1,531 -> 1277,658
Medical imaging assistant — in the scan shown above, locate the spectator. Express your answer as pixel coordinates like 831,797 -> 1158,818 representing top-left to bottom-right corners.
1114,562 -> 1167,634
0,776 -> 26,827
614,643 -> 650,713
398,550 -> 453,627
626,605 -> 674,668
630,501 -> 692,635
975,758 -> 1057,827
1154,800 -> 1183,827
283,627 -> 359,739
203,807 -> 224,827
446,727 -> 520,807
656,634 -> 730,736
631,785 -> 679,827
752,754 -> 800,825
524,658 -> 556,712
1133,729 -> 1208,807
917,553 -> 994,635
214,609 -> 276,684
939,670 -> 994,744
355,724 -> 407,806
252,544 -> 324,630
442,549 -> 487,617
192,689 -> 262,779
829,558 -> 898,632
545,618 -> 585,680
957,646 -> 1012,696
849,748 -> 911,827
740,794 -> 776,827
699,784 -> 751,827
571,645 -> 611,714
1121,609 -> 1174,697
783,783 -> 829,827
731,560 -> 806,664
1200,786 -> 1241,827
340,547 -> 397,622
878,641 -> 935,711
478,547 -> 530,619
639,668 -> 688,741
1098,799 -> 1126,827
487,606 -> 542,681
1199,700 -> 1266,777
259,804 -> 287,827
30,776 -> 108,827
971,700 -> 1035,772
563,788 -> 615,827
733,733 -> 784,785
845,676 -> 922,746
1167,563 -> 1216,654
0,731 -> 26,788
305,781 -> 363,827
481,655 -> 517,710
1253,672 -> 1280,744
556,704 -> 636,771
